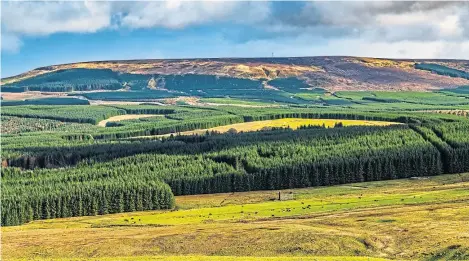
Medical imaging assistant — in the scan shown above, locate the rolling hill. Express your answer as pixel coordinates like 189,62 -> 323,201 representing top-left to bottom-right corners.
2,57 -> 469,94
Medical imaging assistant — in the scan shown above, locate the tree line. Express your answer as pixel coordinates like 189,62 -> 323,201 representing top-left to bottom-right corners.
2,124 -> 457,225
2,178 -> 174,226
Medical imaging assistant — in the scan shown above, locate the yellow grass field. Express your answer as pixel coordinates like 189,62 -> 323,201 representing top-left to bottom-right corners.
3,173 -> 469,261
158,118 -> 398,137
97,114 -> 163,127
10,256 -> 393,261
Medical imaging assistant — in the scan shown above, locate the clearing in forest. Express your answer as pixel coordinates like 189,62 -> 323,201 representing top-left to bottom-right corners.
97,114 -> 163,127
0,91 -> 67,100
159,118 -> 398,137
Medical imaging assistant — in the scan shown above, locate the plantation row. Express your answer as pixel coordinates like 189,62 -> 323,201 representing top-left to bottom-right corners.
335,91 -> 469,106
1,116 -> 97,135
63,107 -> 468,140
2,68 -> 302,95
433,122 -> 469,173
415,63 -> 469,80
4,122 -> 469,226
1,105 -> 126,125
1,103 -> 464,136
1,97 -> 89,106
1,69 -> 122,92
219,106 -> 467,124
1,106 -> 466,166
2,178 -> 174,226
442,86 -> 469,97
0,105 -> 238,138
94,114 -> 244,139
2,104 -> 469,226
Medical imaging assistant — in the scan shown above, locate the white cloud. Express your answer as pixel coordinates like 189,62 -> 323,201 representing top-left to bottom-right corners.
0,1 -> 270,33
117,1 -> 270,29
1,33 -> 22,53
0,1 -> 270,52
237,38 -> 469,60
150,32 -> 469,60
1,1 -> 112,35
271,1 -> 469,42
434,41 -> 469,59
1,0 -> 468,59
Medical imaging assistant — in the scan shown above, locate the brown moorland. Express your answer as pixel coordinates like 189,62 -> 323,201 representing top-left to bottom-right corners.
2,56 -> 468,91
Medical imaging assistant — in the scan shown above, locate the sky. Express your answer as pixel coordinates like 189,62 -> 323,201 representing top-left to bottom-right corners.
1,1 -> 469,77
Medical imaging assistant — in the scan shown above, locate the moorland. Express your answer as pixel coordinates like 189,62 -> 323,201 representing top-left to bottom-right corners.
1,56 -> 469,261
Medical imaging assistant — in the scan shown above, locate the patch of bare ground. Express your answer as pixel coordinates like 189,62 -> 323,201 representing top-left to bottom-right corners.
97,114 -> 163,127
417,110 -> 469,117
202,103 -> 278,108
89,100 -> 164,106
0,91 -> 67,100
262,81 -> 279,91
161,96 -> 200,105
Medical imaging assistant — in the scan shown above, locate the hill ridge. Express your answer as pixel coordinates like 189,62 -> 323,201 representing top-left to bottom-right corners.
2,56 -> 469,92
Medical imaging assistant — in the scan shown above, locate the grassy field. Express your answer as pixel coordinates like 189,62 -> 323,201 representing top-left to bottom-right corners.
10,256 -> 393,261
152,118 -> 397,137
3,173 -> 469,261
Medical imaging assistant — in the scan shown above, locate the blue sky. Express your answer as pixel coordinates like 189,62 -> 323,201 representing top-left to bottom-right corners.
2,1 -> 469,77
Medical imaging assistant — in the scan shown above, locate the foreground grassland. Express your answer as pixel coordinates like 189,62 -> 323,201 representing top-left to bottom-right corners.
4,173 -> 469,261
152,118 -> 397,137
10,257 -> 392,261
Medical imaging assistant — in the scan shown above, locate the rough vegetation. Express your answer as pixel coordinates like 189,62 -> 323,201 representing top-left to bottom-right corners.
2,57 -> 469,92
3,173 -> 469,261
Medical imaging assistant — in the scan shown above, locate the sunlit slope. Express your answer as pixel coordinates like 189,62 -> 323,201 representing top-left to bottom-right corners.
2,56 -> 469,92
9,256 -> 394,261
3,173 -> 469,261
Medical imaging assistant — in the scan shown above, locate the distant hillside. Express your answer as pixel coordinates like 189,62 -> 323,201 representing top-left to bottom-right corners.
2,56 -> 469,93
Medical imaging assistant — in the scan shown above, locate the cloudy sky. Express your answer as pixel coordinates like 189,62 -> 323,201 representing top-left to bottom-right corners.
1,1 -> 469,77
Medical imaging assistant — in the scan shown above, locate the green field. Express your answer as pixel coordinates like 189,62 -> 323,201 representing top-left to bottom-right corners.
3,173 -> 469,261
335,91 -> 469,106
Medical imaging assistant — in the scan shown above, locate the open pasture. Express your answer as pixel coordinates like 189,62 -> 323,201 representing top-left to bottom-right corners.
3,173 -> 469,261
